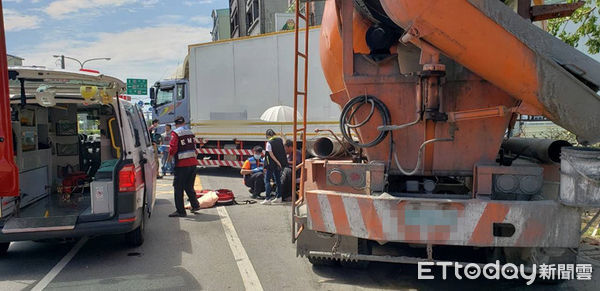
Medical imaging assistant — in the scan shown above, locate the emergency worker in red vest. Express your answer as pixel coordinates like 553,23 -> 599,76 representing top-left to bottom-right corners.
167,116 -> 201,217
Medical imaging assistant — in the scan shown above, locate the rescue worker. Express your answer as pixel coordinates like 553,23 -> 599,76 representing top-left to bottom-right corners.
262,129 -> 288,205
240,146 -> 265,199
167,116 -> 201,217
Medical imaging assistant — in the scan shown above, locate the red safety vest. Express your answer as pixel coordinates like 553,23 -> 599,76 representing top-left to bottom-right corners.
173,127 -> 198,167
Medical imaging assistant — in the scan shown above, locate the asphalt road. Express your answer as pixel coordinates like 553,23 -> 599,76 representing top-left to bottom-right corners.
0,167 -> 598,290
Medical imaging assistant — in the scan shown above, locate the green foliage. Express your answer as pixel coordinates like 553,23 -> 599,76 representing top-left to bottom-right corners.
521,123 -> 599,147
548,0 -> 600,54
530,126 -> 578,143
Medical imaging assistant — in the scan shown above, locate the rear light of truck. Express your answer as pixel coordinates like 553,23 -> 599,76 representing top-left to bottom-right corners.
119,164 -> 137,192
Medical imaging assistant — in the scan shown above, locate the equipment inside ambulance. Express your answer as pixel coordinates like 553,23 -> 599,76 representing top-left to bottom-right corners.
0,67 -> 158,255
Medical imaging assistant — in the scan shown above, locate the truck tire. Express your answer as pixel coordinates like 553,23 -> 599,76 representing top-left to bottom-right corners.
536,248 -> 578,285
308,256 -> 337,266
504,247 -> 576,285
125,211 -> 145,247
0,242 -> 9,256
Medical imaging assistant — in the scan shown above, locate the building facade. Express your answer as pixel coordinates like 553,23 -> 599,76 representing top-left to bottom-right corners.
7,55 -> 23,66
211,9 -> 231,41
229,0 -> 248,38
229,0 -> 323,38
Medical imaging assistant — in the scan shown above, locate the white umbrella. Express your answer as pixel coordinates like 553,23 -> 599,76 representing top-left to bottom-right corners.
260,106 -> 303,137
260,105 -> 303,122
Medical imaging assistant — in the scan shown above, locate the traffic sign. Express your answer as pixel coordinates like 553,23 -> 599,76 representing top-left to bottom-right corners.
126,79 -> 147,95
137,100 -> 144,107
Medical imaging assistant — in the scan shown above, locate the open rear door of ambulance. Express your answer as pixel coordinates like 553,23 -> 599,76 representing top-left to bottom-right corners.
0,1 -> 19,199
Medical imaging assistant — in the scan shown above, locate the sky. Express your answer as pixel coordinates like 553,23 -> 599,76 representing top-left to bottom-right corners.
2,0 -> 599,105
2,0 -> 227,102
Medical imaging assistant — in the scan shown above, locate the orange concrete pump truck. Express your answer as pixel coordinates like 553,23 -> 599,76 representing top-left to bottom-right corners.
289,0 -> 600,270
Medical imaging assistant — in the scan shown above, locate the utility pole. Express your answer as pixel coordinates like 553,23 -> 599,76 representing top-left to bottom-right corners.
60,55 -> 65,69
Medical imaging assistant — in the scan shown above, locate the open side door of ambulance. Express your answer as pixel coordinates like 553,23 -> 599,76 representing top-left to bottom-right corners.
0,1 -> 19,199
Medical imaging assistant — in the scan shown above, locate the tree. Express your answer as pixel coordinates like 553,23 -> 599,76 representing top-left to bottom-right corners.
548,0 -> 600,54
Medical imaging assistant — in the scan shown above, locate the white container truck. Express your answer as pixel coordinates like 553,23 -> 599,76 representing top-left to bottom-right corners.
150,28 -> 340,167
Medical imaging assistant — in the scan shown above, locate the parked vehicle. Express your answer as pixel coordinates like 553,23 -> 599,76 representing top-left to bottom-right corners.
291,0 -> 600,271
150,28 -> 341,167
0,67 -> 158,254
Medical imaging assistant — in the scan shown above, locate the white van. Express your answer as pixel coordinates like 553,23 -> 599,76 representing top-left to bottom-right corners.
0,68 -> 158,254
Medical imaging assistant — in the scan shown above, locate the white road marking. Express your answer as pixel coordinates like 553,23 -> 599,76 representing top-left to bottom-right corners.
32,237 -> 88,291
216,206 -> 264,291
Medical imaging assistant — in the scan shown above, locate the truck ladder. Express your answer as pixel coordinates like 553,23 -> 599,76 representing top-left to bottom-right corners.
291,0 -> 311,243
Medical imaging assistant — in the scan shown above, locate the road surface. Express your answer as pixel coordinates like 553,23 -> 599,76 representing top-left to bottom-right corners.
0,167 -> 598,290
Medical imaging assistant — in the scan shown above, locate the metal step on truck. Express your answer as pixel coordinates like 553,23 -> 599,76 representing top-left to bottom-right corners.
149,28 -> 343,167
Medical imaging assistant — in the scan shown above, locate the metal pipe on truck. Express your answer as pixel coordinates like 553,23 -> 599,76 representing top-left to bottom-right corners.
308,136 -> 349,158
501,137 -> 572,163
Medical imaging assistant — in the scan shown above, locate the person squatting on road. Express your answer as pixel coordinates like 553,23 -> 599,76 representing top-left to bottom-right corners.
261,129 -> 288,205
280,139 -> 302,201
240,146 -> 265,199
160,124 -> 174,176
167,116 -> 201,217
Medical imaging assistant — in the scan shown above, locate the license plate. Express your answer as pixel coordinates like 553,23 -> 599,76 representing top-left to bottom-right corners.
404,209 -> 459,226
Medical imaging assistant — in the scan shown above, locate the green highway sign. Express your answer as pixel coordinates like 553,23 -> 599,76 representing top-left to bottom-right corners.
126,78 -> 147,95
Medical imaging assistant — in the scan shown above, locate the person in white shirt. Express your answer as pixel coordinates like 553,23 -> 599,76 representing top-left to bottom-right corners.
159,124 -> 174,176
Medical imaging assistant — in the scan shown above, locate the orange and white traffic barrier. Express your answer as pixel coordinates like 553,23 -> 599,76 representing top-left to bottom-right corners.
304,190 -> 580,248
198,159 -> 244,167
198,148 -> 253,156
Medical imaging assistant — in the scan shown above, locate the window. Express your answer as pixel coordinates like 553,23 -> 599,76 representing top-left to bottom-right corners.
246,10 -> 253,29
231,7 -> 239,36
124,104 -> 147,147
246,0 -> 259,31
134,106 -> 151,147
156,87 -> 174,107
177,84 -> 185,101
253,0 -> 259,21
126,112 -> 140,147
77,112 -> 100,136
246,0 -> 260,34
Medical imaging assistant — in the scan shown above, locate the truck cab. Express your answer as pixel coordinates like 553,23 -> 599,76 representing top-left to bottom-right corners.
149,79 -> 190,127
0,67 -> 158,254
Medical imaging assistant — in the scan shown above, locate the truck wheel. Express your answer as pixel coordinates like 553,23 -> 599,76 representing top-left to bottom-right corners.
0,242 -> 10,256
504,247 -> 576,285
308,256 -> 337,266
125,211 -> 145,247
535,248 -> 577,285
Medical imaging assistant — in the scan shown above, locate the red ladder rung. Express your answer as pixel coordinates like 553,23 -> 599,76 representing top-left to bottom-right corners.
297,52 -> 307,59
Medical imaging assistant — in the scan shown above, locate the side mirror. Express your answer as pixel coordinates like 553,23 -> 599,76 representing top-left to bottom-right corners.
149,87 -> 156,107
